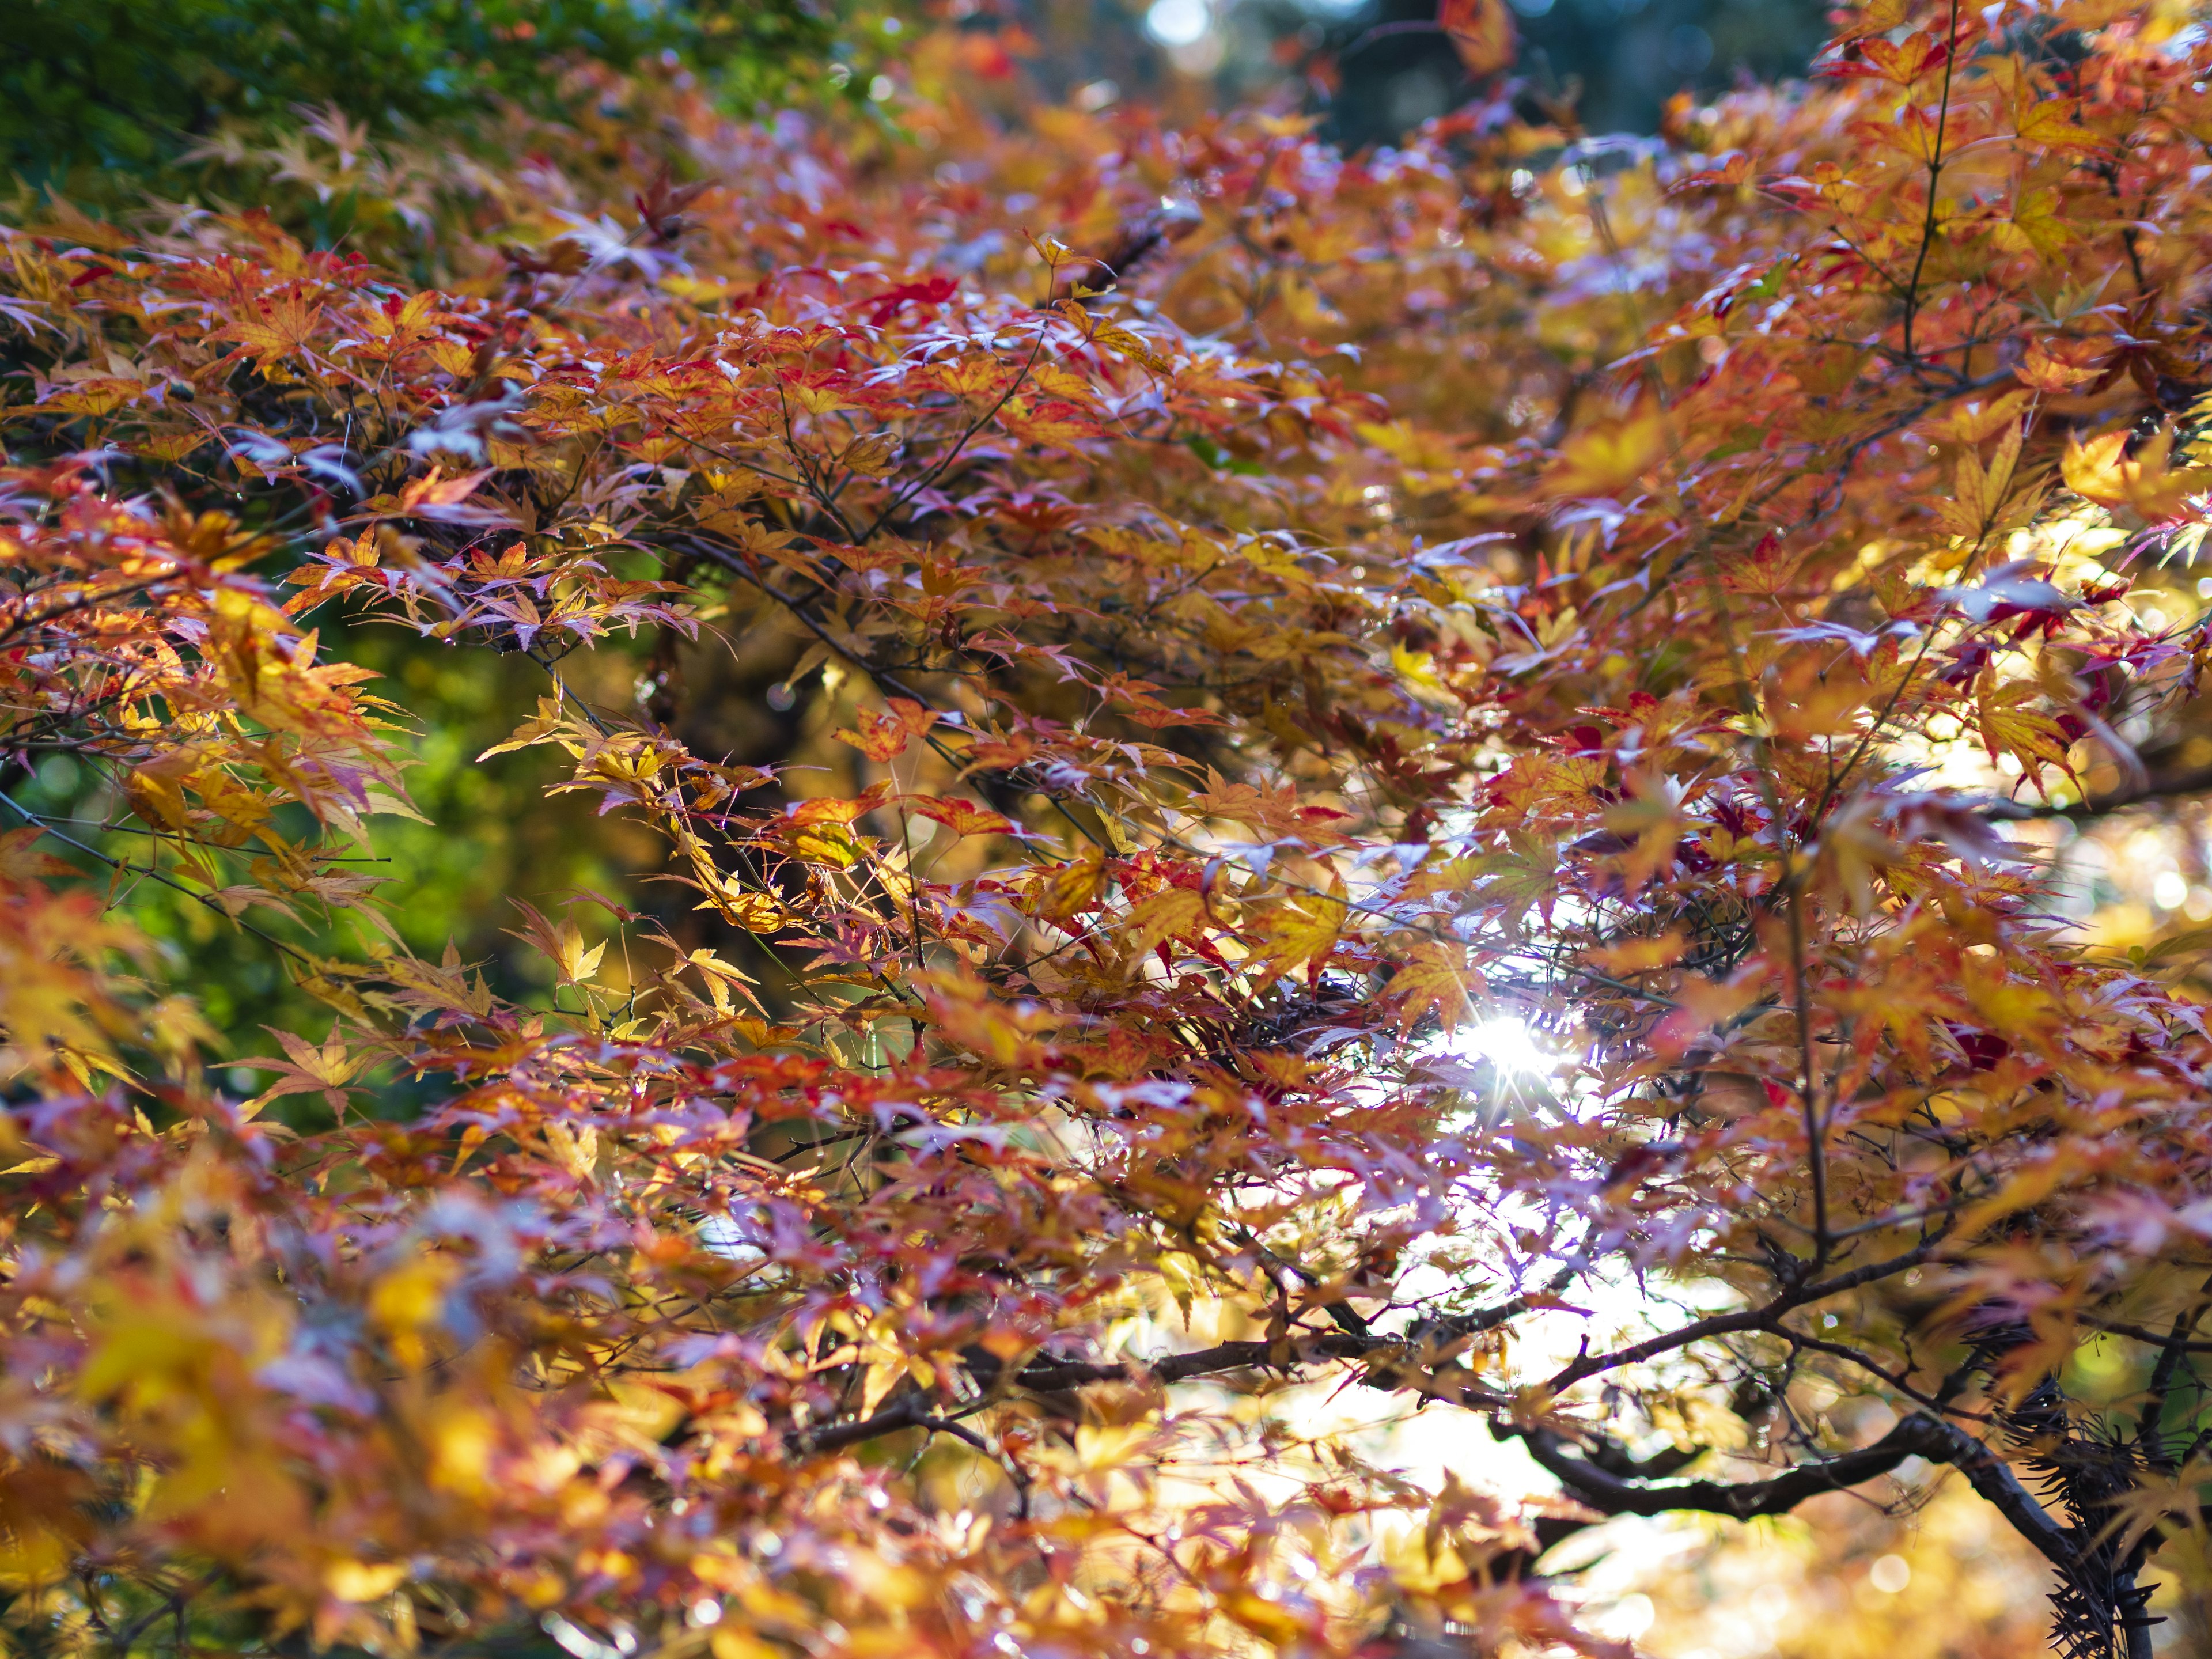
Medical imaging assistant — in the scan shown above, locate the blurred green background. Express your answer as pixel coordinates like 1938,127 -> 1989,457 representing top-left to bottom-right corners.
1,0 -> 837,187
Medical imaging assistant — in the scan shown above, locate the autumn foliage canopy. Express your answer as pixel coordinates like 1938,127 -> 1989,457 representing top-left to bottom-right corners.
9,3 -> 2212,1657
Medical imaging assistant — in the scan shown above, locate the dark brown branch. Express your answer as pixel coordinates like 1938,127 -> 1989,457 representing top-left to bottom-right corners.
1898,0 -> 1961,361
2134,1277 -> 2212,1472
1770,1323 -> 1988,1420
2079,1312 -> 2212,1353
789,1394 -> 933,1454
1013,1329 -> 1508,1399
1915,1412 -> 2080,1571
1996,766 -> 2212,821
1544,1240 -> 1944,1392
1506,1411 -> 2077,1573
1508,1417 -> 1929,1522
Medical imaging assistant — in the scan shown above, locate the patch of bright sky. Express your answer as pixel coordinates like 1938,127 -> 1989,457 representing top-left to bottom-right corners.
1446,1015 -> 1557,1076
1142,0 -> 1210,47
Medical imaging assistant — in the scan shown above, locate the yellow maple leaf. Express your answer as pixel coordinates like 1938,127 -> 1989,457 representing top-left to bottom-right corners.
1544,409 -> 1666,499
933,355 -> 1012,398
325,1561 -> 410,1604
1439,0 -> 1514,78
1122,887 -> 1207,965
2063,426 -> 2212,520
1987,187 -> 2080,260
221,286 -> 324,373
1244,894 -> 1346,988
1393,939 -> 1480,1031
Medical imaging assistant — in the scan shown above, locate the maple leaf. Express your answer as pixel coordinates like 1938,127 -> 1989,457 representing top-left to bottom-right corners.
1031,850 -> 1108,923
833,704 -> 918,761
1830,29 -> 1948,85
1437,0 -> 1514,77
1975,672 -> 2074,782
1933,422 -> 2043,540
1121,887 -> 1207,966
2063,426 -> 2212,520
933,355 -> 1013,399
395,466 -> 506,525
1392,939 -> 1480,1031
1827,0 -> 1912,42
2018,335 -> 2106,391
783,782 -> 895,827
0,827 -> 75,882
906,795 -> 1017,838
1186,770 -> 1352,839
1244,894 -> 1346,988
506,900 -> 608,985
1090,320 -> 1174,376
997,396 -> 1104,449
1584,930 -> 1686,976
1858,104 -> 1945,165
219,285 -> 323,373
1985,187 -> 2079,262
245,1026 -> 367,1115
1543,408 -> 1665,498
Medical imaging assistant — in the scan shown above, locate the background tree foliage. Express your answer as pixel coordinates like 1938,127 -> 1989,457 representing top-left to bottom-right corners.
2,0 -> 839,192
9,4 -> 2212,1659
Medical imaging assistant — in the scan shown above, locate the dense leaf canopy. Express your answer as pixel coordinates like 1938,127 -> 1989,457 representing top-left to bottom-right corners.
2,0 -> 836,185
6,5 -> 2212,1659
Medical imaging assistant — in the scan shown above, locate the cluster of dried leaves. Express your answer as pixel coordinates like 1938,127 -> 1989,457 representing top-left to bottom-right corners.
6,3 -> 2212,1656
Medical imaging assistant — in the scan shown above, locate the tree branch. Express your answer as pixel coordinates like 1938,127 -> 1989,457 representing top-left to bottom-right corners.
1544,1240 -> 1944,1392
1504,1411 -> 2078,1574
1997,765 -> 2212,821
1507,1416 -> 1930,1522
1012,1330 -> 1506,1401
